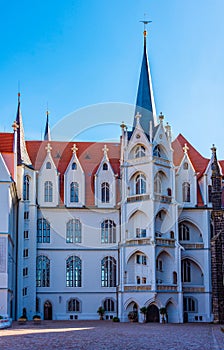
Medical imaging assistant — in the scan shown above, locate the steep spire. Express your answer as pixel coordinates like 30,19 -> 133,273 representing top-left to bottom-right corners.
133,23 -> 157,136
16,93 -> 32,166
44,110 -> 51,141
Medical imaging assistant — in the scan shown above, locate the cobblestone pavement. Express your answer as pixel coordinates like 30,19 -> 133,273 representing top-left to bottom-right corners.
0,321 -> 223,350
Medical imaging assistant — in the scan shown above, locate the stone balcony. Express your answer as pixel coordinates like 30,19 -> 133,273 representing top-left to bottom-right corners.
156,237 -> 175,247
154,194 -> 172,204
180,243 -> 204,249
124,285 -> 152,292
125,238 -> 151,246
127,194 -> 150,203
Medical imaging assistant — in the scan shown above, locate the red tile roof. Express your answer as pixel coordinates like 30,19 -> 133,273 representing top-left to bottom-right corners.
26,140 -> 120,206
0,133 -> 15,179
0,133 -> 14,153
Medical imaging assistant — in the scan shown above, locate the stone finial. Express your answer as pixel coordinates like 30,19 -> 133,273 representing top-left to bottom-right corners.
45,143 -> 52,153
12,120 -> 19,132
102,144 -> 109,156
135,112 -> 142,124
211,144 -> 216,154
159,112 -> 164,123
183,143 -> 189,154
120,121 -> 126,130
71,143 -> 78,154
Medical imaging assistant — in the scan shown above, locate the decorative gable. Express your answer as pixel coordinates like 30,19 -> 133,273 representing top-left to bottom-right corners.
64,144 -> 85,207
95,144 -> 116,208
176,143 -> 197,206
37,143 -> 59,207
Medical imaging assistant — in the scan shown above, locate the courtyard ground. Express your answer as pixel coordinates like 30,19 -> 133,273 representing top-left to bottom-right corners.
0,321 -> 223,350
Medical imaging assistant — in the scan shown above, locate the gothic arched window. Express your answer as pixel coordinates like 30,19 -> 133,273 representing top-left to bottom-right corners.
66,256 -> 82,287
23,175 -> 30,201
135,174 -> 146,194
36,255 -> 50,287
66,219 -> 81,243
101,182 -> 110,203
44,181 -> 53,202
101,220 -> 116,243
37,218 -> 50,243
70,182 -> 79,203
135,145 -> 145,158
101,256 -> 116,287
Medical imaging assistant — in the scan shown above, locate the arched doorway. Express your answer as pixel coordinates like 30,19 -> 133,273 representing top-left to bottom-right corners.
146,304 -> 159,322
44,300 -> 52,320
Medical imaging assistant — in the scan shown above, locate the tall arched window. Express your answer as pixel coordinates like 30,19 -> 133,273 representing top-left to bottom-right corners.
36,255 -> 50,287
101,182 -> 110,203
183,297 -> 197,312
70,182 -> 79,203
67,298 -> 80,312
66,219 -> 81,243
182,182 -> 190,202
153,145 -> 161,157
182,259 -> 191,282
66,256 -> 82,287
104,298 -> 115,312
154,174 -> 162,194
135,174 -> 146,194
101,220 -> 116,243
135,145 -> 145,158
23,175 -> 30,201
44,181 -> 53,202
101,256 -> 116,287
178,223 -> 190,241
37,218 -> 50,243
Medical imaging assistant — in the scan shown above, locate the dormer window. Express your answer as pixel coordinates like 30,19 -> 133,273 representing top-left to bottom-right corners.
46,162 -> 51,169
183,162 -> 188,170
135,145 -> 145,158
103,163 -> 108,171
72,162 -> 77,170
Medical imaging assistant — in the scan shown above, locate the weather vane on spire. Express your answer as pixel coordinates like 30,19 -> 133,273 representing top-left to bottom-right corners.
140,15 -> 152,38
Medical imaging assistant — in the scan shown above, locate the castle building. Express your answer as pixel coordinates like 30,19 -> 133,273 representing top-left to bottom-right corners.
0,29 -> 223,323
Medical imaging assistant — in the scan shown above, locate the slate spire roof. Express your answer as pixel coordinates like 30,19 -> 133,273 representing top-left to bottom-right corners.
133,29 -> 157,136
16,93 -> 32,166
44,111 -> 51,141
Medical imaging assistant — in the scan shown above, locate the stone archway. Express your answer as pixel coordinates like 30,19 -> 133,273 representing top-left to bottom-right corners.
146,304 -> 159,322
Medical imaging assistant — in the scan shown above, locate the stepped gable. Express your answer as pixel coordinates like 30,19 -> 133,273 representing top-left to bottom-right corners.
26,140 -> 120,206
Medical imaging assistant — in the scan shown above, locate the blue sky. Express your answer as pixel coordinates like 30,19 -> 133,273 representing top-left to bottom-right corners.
0,0 -> 223,158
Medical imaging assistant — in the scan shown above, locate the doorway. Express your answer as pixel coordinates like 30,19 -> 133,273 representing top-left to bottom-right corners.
44,300 -> 52,320
146,304 -> 159,322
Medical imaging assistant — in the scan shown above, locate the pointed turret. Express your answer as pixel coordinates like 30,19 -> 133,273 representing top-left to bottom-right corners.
44,110 -> 51,141
16,93 -> 32,166
211,145 -> 222,210
133,26 -> 157,136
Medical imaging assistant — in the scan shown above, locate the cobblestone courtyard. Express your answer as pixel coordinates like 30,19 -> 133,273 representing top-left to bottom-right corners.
0,321 -> 223,350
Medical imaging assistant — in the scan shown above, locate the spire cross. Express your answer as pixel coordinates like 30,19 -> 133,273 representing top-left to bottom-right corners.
45,143 -> 52,153
71,143 -> 78,154
183,143 -> 189,154
102,144 -> 109,156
